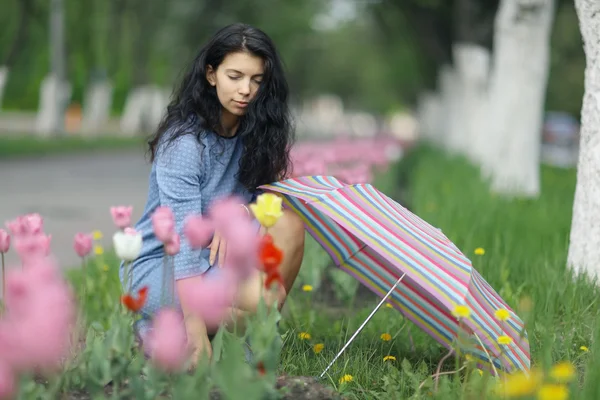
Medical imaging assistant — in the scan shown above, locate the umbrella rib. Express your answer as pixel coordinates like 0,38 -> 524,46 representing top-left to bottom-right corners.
318,272 -> 407,380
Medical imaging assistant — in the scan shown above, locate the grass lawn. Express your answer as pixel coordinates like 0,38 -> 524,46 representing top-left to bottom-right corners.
275,146 -> 599,398
0,135 -> 146,160
31,144 -> 600,399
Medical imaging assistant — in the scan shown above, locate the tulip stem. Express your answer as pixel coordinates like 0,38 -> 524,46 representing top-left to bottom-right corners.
81,256 -> 86,305
1,252 -> 4,312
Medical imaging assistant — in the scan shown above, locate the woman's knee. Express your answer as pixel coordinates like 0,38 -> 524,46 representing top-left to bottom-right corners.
273,209 -> 305,250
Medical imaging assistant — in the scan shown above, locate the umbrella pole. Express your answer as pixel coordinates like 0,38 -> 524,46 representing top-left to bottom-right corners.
319,273 -> 406,380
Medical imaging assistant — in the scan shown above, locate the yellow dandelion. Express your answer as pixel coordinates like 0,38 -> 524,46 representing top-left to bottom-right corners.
474,247 -> 485,256
102,264 -> 109,272
92,230 -> 103,240
385,303 -> 393,309
494,309 -> 510,321
498,335 -> 513,345
550,362 -> 576,383
302,284 -> 313,292
298,332 -> 311,340
383,355 -> 396,362
94,245 -> 104,256
339,374 -> 353,384
580,346 -> 589,352
494,369 -> 542,397
537,384 -> 568,400
380,333 -> 392,341
313,343 -> 324,354
452,305 -> 471,319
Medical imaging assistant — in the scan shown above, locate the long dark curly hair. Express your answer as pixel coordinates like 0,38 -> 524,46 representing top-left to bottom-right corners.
148,23 -> 294,192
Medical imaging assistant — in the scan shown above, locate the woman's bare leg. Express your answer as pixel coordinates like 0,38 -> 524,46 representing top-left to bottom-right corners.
218,208 -> 306,330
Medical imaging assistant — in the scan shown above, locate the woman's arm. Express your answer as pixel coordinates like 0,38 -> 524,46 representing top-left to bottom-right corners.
155,135 -> 212,364
155,135 -> 209,279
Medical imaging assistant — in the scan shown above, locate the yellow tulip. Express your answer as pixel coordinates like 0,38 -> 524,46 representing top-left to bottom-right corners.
250,193 -> 284,228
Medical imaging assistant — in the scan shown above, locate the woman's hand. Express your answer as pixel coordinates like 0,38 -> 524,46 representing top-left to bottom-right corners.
183,314 -> 212,369
208,230 -> 226,268
177,277 -> 213,369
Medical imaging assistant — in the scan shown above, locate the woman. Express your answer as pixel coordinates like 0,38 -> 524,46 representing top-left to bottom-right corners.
123,23 -> 305,365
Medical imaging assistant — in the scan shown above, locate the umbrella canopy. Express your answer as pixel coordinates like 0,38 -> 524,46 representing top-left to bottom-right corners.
259,175 -> 530,373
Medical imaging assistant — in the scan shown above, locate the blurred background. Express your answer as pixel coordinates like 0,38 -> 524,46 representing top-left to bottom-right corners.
0,0 -> 583,147
0,0 -> 585,267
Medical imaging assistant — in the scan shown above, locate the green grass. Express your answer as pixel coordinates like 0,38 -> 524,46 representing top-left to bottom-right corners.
62,145 -> 600,399
275,146 -> 600,398
0,135 -> 146,160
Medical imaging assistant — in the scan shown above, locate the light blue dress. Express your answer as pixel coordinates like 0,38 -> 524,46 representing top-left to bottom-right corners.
121,121 -> 259,338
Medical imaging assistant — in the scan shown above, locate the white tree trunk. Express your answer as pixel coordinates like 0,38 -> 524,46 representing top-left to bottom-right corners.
484,0 -> 555,197
567,0 -> 600,279
120,86 -> 152,135
35,75 -> 72,137
452,43 -> 492,165
439,65 -> 463,154
0,66 -> 8,110
82,80 -> 114,135
416,91 -> 443,144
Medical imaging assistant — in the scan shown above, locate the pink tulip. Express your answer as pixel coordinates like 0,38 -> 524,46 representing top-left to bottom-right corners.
144,309 -> 189,372
6,214 -> 44,237
3,261 -> 70,320
221,220 -> 259,279
110,206 -> 133,229
164,234 -> 180,256
0,362 -> 14,400
23,214 -> 43,235
0,260 -> 75,372
151,206 -> 175,243
13,233 -> 52,265
208,196 -> 250,231
301,159 -> 327,176
177,268 -> 237,330
183,215 -> 214,249
73,233 -> 93,258
0,229 -> 9,253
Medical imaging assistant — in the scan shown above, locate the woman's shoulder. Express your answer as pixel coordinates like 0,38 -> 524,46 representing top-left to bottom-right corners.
156,120 -> 205,155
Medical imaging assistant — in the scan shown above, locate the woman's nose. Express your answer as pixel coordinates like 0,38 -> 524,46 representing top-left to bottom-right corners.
238,79 -> 251,95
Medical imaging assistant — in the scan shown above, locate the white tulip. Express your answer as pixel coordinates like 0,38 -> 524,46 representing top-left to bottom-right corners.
113,228 -> 143,262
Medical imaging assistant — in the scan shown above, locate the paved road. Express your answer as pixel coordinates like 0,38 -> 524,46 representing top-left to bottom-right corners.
0,149 -> 151,269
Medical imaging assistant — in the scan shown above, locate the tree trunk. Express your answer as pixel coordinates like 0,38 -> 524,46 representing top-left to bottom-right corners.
483,0 -> 555,197
567,0 -> 600,279
50,0 -> 68,135
0,66 -> 8,109
452,43 -> 492,164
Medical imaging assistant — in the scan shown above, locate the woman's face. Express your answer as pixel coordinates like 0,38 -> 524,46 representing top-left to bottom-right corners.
206,51 -> 264,117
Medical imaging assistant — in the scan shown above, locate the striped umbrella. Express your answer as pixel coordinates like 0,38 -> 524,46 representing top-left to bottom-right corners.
259,175 -> 530,375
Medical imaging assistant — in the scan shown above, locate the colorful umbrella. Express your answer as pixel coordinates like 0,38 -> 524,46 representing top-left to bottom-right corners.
259,175 -> 530,376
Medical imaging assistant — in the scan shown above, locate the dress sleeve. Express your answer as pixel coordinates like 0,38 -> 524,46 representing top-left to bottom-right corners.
155,135 -> 210,279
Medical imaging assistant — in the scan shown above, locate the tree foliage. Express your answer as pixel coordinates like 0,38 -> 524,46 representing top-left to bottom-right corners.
0,0 -> 587,116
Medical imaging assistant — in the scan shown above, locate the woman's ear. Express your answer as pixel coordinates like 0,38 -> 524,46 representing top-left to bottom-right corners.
206,65 -> 216,87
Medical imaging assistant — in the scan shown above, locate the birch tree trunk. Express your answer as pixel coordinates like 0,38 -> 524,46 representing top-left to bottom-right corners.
567,0 -> 600,279
0,66 -> 7,110
452,43 -> 491,164
483,0 -> 555,197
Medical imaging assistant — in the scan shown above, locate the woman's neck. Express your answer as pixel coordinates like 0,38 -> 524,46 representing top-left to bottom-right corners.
219,109 -> 240,138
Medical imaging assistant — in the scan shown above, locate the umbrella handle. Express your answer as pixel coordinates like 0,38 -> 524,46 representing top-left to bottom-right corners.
318,273 -> 407,380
